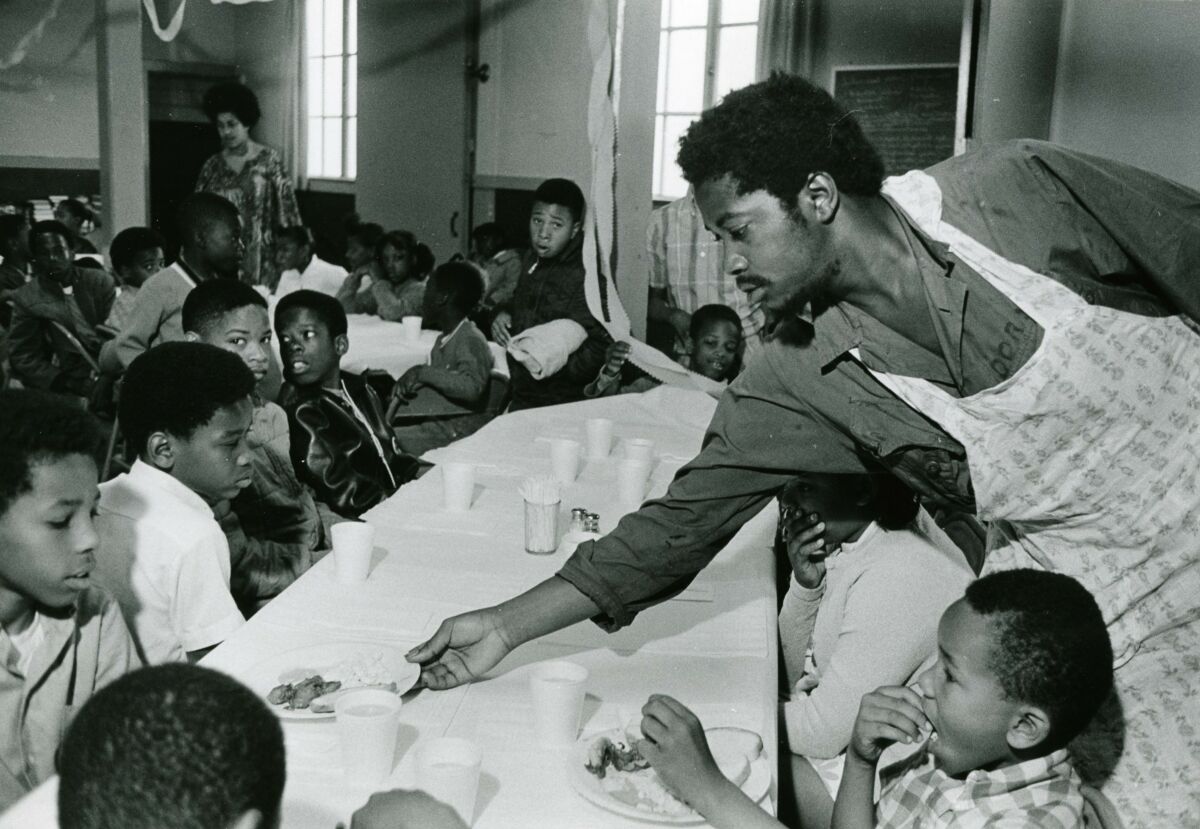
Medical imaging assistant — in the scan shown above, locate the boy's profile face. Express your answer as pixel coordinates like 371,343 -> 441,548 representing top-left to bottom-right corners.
195,214 -> 244,279
379,242 -> 412,283
529,201 -> 579,260
165,398 -> 254,504
278,307 -> 345,389
118,246 -> 165,289
917,599 -> 1024,777
192,305 -> 273,383
690,318 -> 741,381
0,454 -> 100,609
31,231 -> 73,281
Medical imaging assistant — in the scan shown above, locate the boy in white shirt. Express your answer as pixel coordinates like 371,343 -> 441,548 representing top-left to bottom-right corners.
272,225 -> 347,297
95,342 -> 255,664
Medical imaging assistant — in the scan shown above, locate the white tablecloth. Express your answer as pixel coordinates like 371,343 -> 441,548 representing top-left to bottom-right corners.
1,387 -> 777,829
339,314 -> 508,379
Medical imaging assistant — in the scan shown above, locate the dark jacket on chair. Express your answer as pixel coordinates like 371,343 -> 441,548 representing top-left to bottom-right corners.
502,235 -> 609,411
280,372 -> 419,518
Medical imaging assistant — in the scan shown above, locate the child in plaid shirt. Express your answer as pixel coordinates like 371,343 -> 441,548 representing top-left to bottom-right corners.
637,570 -> 1112,829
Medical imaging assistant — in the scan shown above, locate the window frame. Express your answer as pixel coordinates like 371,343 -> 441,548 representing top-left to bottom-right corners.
303,0 -> 357,184
653,0 -> 760,201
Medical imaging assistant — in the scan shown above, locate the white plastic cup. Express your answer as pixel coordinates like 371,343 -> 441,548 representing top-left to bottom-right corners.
401,316 -> 422,343
623,438 -> 655,463
335,689 -> 403,788
415,738 -> 482,826
585,418 -> 614,460
617,459 -> 652,511
529,661 -> 589,746
331,521 -> 375,583
549,438 -> 581,484
442,462 -> 475,511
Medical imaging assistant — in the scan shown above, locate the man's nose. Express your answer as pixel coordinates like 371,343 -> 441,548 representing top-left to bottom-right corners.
726,252 -> 748,275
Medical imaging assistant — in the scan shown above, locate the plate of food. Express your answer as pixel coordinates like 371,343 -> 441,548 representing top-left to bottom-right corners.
250,642 -> 420,720
569,725 -> 769,824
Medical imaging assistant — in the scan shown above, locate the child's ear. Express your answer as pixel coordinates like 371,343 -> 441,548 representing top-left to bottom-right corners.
334,334 -> 349,356
146,432 -> 175,472
570,221 -> 582,239
1006,704 -> 1052,752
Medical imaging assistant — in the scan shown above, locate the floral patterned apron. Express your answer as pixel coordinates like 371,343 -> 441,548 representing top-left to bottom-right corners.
866,171 -> 1200,665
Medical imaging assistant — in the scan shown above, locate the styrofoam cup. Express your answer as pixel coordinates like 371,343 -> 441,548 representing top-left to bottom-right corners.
335,689 -> 403,787
623,438 -> 655,463
549,438 -> 581,484
331,521 -> 375,583
585,418 -> 613,459
415,738 -> 482,826
617,459 -> 652,511
401,315 -> 422,343
442,462 -> 475,511
529,661 -> 589,746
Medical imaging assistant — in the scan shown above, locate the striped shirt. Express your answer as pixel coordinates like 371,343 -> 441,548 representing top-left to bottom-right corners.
876,747 -> 1085,828
646,194 -> 765,355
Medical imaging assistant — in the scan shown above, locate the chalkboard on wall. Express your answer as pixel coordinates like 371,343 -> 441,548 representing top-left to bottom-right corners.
831,64 -> 961,176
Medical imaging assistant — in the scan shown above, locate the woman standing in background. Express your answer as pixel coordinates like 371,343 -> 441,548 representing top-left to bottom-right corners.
196,81 -> 301,288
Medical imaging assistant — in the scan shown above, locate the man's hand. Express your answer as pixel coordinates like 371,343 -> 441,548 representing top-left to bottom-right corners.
780,508 -> 828,589
637,695 -> 726,814
349,790 -> 468,829
847,686 -> 928,767
491,310 -> 513,347
406,607 -> 514,690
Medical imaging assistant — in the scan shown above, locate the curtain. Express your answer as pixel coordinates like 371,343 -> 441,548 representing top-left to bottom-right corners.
756,0 -> 809,79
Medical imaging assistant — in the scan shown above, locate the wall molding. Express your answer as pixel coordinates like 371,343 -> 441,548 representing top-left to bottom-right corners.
0,156 -> 100,170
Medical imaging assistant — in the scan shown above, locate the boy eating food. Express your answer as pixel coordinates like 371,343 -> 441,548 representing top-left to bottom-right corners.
276,290 -> 419,518
637,570 -> 1112,829
94,342 -> 253,664
182,280 -> 328,612
0,390 -> 136,811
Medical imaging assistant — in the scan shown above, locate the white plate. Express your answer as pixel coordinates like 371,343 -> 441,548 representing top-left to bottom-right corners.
250,642 -> 420,720
568,729 -> 770,824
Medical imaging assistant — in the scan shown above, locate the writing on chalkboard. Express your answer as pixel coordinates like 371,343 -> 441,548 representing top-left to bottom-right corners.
832,65 -> 960,176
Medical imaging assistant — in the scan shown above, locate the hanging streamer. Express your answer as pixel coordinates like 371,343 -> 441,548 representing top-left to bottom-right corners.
142,0 -> 187,42
0,0 -> 64,72
582,0 -> 725,398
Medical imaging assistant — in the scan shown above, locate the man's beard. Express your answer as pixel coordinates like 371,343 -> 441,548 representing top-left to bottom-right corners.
762,259 -> 841,343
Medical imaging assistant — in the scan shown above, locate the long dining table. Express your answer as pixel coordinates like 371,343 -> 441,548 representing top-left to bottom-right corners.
0,386 -> 779,828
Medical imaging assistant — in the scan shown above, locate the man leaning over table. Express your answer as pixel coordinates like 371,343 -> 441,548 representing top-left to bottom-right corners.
406,74 -> 1200,829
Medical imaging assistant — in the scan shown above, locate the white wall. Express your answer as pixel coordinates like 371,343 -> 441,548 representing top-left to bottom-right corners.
0,1 -> 101,162
474,0 -> 595,187
972,0 -> 1063,143
1051,0 -> 1200,191
809,0 -> 963,91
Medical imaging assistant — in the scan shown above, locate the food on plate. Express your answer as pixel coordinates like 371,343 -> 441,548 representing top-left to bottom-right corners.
309,682 -> 399,713
265,651 -> 402,711
582,730 -> 752,817
267,675 -> 341,710
585,734 -> 650,778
